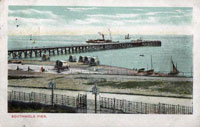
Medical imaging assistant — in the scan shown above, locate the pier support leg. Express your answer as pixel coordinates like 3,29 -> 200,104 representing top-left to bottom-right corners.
57,49 -> 59,55
48,50 -> 51,56
34,51 -> 38,57
12,52 -> 16,59
18,52 -> 22,59
30,51 -> 32,58
24,51 -> 27,58
39,51 -> 42,57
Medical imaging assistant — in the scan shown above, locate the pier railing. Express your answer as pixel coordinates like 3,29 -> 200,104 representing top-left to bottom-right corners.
99,96 -> 193,114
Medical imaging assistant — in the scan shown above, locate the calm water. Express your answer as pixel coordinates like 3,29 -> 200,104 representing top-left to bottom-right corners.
8,35 -> 193,75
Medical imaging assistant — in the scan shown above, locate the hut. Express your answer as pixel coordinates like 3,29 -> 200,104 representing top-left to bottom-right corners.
55,60 -> 70,70
90,57 -> 100,66
69,55 -> 76,62
83,56 -> 91,64
78,56 -> 83,62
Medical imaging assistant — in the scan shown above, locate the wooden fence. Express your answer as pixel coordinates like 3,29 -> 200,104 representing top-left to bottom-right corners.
8,91 -> 87,112
99,96 -> 193,114
8,91 -> 193,114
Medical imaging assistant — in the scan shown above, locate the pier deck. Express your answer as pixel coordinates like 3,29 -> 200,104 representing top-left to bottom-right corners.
8,41 -> 161,59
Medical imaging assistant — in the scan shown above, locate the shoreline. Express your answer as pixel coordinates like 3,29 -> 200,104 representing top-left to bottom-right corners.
8,59 -> 193,99
8,59 -> 192,78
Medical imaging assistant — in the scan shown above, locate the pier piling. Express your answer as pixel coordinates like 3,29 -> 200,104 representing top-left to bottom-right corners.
8,41 -> 161,59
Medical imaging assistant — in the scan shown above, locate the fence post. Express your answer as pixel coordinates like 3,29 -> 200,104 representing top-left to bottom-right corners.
29,93 -> 31,102
116,99 -> 119,111
33,92 -> 35,102
39,93 -> 41,103
113,98 -> 116,113
94,93 -> 97,113
11,90 -> 13,101
67,96 -> 70,106
158,103 -> 161,114
136,102 -> 138,113
19,92 -> 21,101
55,94 -> 58,105
24,92 -> 25,102
141,102 -> 143,114
44,94 -> 46,104
63,95 -> 66,106
14,91 -> 16,100
61,95 -> 64,105
178,104 -> 180,114
99,96 -> 102,112
145,103 -> 147,114
124,100 -> 126,113
73,97 -> 76,107
85,94 -> 87,113
163,104 -> 165,114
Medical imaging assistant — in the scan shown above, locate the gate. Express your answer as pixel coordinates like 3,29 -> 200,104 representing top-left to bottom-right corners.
76,94 -> 87,113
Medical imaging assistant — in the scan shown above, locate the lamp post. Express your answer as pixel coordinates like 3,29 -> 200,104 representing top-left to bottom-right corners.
48,80 -> 56,108
92,85 -> 99,113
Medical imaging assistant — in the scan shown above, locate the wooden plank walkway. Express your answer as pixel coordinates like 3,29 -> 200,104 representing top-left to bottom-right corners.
8,41 -> 161,59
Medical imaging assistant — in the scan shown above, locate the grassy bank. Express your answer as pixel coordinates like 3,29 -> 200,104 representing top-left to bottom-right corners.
8,101 -> 76,113
85,80 -> 192,95
8,70 -> 193,97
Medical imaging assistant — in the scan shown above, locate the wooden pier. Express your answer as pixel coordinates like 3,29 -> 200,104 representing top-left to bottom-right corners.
8,41 -> 161,59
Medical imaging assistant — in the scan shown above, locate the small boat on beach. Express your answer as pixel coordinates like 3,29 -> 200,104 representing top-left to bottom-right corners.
138,68 -> 145,73
146,69 -> 154,74
168,57 -> 179,75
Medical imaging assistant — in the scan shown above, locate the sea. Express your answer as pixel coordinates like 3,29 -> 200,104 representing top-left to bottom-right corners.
8,35 -> 193,76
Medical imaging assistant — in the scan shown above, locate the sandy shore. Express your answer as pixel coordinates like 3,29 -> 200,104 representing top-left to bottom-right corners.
8,60 -> 193,98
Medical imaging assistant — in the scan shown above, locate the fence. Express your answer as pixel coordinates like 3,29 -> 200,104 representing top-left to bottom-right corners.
8,91 -> 87,112
99,96 -> 193,114
8,90 -> 193,114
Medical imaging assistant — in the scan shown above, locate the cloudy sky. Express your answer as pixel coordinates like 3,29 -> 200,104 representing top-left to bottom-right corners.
8,6 -> 192,35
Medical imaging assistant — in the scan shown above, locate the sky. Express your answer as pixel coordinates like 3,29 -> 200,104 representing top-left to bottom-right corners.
8,6 -> 193,35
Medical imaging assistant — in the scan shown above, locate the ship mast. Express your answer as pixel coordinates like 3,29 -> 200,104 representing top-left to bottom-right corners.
151,55 -> 153,69
108,28 -> 112,40
30,35 -> 32,40
170,56 -> 179,75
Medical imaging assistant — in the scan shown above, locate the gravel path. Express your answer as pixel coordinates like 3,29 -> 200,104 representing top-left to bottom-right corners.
8,63 -> 100,75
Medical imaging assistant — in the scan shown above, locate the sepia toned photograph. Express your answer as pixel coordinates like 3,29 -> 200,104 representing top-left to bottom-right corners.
7,6 -> 193,114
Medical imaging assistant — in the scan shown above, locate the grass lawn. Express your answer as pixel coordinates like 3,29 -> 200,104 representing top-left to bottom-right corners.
85,80 -> 192,95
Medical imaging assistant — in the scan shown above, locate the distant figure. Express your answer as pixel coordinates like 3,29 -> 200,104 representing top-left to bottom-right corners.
28,66 -> 33,71
16,66 -> 19,70
28,66 -> 30,71
40,67 -> 45,72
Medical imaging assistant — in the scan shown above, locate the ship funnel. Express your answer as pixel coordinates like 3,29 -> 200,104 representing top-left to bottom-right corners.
98,32 -> 105,40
